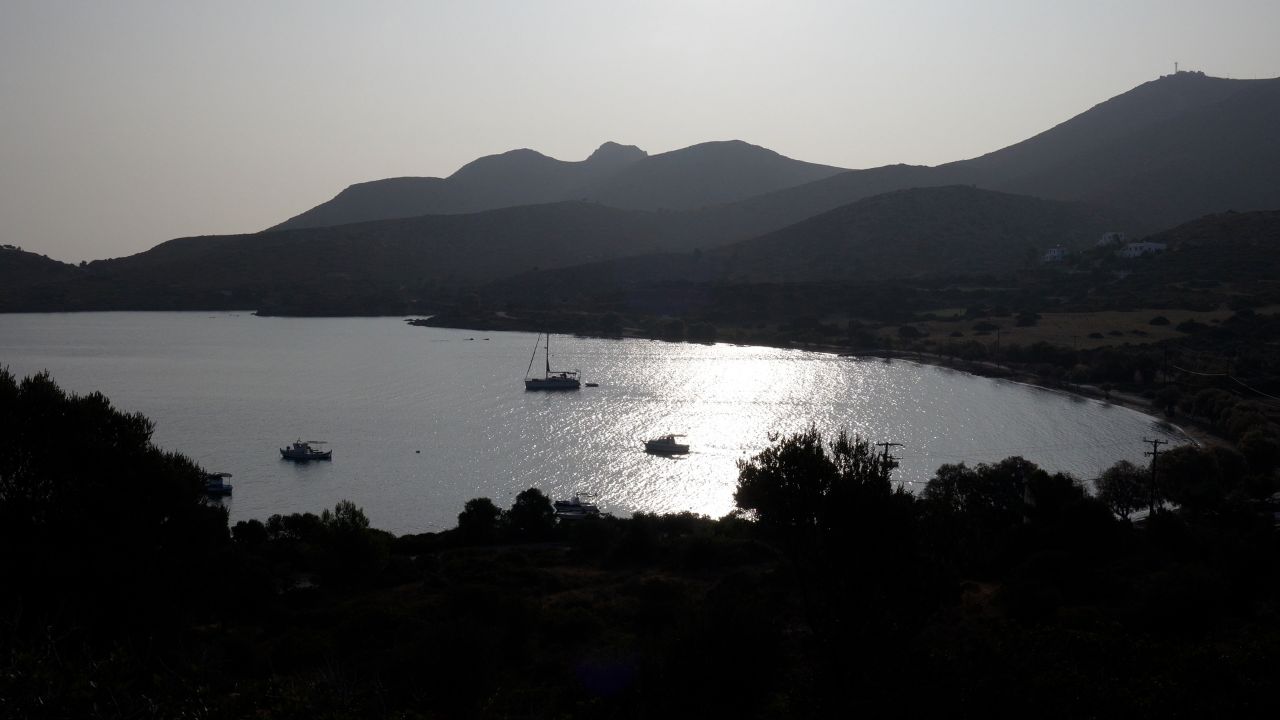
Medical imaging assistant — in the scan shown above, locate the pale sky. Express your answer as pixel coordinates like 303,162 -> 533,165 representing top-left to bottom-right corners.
2,1 -> 1278,263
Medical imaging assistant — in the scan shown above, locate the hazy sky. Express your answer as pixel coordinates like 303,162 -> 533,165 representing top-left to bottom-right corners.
3,1 -> 1278,262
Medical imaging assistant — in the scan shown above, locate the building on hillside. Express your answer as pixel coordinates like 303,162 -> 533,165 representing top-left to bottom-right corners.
1042,245 -> 1068,263
1097,231 -> 1126,246
1117,242 -> 1167,258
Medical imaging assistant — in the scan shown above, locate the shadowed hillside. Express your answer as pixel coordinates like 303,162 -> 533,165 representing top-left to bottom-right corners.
271,142 -> 649,231
0,246 -> 78,289
992,77 -> 1280,228
272,140 -> 844,231
487,186 -> 1134,297
718,186 -> 1134,281
0,203 -> 683,314
584,139 -> 846,211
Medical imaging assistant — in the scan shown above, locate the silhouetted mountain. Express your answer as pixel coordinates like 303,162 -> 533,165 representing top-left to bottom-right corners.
271,142 -> 649,231
676,72 -> 1280,239
1,203 -> 680,313
990,76 -> 1280,228
584,140 -> 845,210
0,248 -> 85,312
271,140 -> 844,231
273,72 -> 1279,240
963,71 -> 1260,182
0,246 -> 79,289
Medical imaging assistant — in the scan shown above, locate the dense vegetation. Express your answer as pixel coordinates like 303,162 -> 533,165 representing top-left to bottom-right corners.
3,371 -> 1279,717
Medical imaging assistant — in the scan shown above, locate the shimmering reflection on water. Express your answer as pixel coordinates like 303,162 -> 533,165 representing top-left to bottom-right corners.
0,313 -> 1186,534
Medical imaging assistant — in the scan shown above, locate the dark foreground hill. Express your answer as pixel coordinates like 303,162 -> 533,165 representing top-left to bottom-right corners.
0,203 -> 685,314
0,246 -> 78,290
273,140 -> 846,231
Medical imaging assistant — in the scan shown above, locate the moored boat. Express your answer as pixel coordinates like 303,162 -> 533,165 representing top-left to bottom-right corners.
644,434 -> 689,455
280,440 -> 332,461
204,472 -> 233,496
524,333 -> 581,390
554,493 -> 601,519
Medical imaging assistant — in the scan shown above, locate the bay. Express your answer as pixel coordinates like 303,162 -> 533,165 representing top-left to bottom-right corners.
0,312 -> 1186,534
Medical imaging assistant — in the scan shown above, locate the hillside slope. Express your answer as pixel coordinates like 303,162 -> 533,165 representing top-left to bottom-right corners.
1,203 -> 681,313
271,142 -> 648,231
487,186 -> 1133,299
994,78 -> 1280,228
272,140 -> 845,231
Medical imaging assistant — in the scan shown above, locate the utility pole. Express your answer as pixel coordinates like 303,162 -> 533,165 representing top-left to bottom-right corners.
1143,438 -> 1168,516
876,441 -> 903,471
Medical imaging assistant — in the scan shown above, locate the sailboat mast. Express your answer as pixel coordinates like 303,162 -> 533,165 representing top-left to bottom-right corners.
545,334 -> 551,376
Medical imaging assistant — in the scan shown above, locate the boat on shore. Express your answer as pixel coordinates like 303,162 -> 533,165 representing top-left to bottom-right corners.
203,472 -> 233,496
524,333 -> 581,390
644,434 -> 689,455
554,493 -> 601,519
280,440 -> 332,461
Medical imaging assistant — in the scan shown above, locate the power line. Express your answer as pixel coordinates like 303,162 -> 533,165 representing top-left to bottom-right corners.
876,441 -> 903,466
1169,364 -> 1280,405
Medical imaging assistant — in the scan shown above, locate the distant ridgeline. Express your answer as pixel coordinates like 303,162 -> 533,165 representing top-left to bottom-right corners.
3,72 -> 1279,315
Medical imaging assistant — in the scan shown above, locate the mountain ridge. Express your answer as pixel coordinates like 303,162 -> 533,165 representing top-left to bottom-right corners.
270,139 -> 843,231
271,72 -> 1279,237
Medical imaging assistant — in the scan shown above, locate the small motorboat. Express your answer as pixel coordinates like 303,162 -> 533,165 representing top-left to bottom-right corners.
554,493 -> 601,520
280,440 -> 332,461
203,472 -> 233,496
644,434 -> 689,455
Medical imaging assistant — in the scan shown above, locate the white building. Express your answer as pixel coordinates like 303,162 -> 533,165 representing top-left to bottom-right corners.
1042,245 -> 1068,262
1117,242 -> 1167,258
1096,231 -> 1126,246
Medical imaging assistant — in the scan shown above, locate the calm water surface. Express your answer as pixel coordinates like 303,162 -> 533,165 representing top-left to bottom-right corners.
1,312 -> 1185,534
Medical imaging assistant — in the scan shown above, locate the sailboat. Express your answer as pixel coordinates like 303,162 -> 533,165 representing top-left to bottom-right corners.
524,333 -> 581,390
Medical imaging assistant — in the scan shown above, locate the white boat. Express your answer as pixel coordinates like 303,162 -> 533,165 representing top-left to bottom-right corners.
554,493 -> 601,520
203,472 -> 233,496
280,440 -> 332,461
524,333 -> 580,390
644,434 -> 689,455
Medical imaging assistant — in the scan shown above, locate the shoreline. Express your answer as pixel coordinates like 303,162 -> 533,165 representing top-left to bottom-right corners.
409,316 -> 1221,451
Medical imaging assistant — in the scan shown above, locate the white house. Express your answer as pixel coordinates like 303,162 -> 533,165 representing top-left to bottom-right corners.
1117,242 -> 1167,258
1042,245 -> 1068,262
1096,231 -> 1126,246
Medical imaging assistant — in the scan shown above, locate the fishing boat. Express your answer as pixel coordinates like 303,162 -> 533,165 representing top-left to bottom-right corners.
203,472 -> 233,496
280,440 -> 332,461
524,333 -> 581,390
644,434 -> 689,455
554,493 -> 601,520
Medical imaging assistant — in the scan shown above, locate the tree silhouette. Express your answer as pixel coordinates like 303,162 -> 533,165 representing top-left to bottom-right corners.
458,497 -> 501,543
1095,460 -> 1148,520
505,487 -> 556,540
0,369 -> 228,625
734,426 -> 900,547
